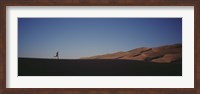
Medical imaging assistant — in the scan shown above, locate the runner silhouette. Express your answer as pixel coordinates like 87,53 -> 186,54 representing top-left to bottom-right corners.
54,51 -> 59,59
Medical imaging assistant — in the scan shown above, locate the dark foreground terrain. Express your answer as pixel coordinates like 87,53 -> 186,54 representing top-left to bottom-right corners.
18,58 -> 182,76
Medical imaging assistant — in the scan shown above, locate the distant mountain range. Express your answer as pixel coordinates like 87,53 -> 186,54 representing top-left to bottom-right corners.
81,43 -> 182,63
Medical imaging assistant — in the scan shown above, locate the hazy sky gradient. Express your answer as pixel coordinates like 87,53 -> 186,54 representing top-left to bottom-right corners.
18,18 -> 182,59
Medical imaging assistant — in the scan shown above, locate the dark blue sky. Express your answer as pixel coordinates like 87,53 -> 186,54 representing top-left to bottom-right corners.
18,18 -> 182,59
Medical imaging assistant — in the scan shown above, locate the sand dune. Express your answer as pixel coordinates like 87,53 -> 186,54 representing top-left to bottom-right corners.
81,44 -> 182,63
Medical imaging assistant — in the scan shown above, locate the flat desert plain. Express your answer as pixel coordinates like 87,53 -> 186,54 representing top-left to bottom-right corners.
18,58 -> 182,76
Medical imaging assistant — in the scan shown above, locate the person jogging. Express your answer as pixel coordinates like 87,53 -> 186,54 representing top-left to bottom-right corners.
54,51 -> 59,59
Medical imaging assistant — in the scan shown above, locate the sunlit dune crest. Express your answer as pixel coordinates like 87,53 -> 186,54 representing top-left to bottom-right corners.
80,43 -> 182,63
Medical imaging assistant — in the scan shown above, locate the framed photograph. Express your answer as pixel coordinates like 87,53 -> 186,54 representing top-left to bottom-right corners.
0,0 -> 199,94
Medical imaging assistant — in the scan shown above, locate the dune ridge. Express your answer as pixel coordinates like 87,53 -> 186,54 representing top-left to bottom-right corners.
80,43 -> 182,63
